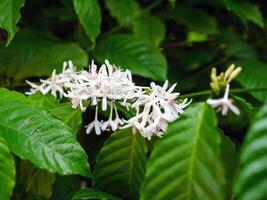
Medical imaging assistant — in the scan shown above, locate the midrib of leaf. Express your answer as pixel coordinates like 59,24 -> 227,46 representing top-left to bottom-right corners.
128,134 -> 136,198
186,104 -> 205,199
0,123 -> 75,172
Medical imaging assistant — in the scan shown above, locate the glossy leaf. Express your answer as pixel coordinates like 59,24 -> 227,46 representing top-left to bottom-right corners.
93,34 -> 167,81
0,29 -> 88,80
29,93 -> 82,132
0,88 -> 90,177
72,188 -> 121,200
93,129 -> 147,200
105,0 -> 140,26
141,103 -> 225,200
0,0 -> 25,45
0,137 -> 15,200
236,60 -> 267,102
73,0 -> 101,42
235,104 -> 267,200
133,16 -> 165,46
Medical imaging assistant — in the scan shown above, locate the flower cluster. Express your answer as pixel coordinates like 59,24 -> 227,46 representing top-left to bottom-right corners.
207,64 -> 242,116
26,60 -> 191,139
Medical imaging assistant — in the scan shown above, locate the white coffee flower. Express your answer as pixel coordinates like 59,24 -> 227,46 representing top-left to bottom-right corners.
207,84 -> 240,116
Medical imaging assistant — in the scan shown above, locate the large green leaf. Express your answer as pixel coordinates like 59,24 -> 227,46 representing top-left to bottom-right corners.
0,88 -> 90,177
73,0 -> 101,42
0,137 -> 15,200
105,0 -> 140,26
72,188 -> 121,200
93,34 -> 167,81
236,60 -> 267,102
133,16 -> 165,46
141,103 -> 225,200
235,104 -> 267,200
29,93 -> 82,132
0,29 -> 88,80
223,0 -> 264,28
0,0 -> 25,45
93,129 -> 147,200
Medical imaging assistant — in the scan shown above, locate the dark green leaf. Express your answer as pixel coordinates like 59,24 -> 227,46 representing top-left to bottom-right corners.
105,0 -> 140,26
236,60 -> 267,102
133,16 -> 165,46
73,0 -> 101,42
72,188 -> 121,200
141,103 -> 225,200
93,129 -> 147,200
0,29 -> 88,80
0,88 -> 90,177
235,104 -> 267,200
0,137 -> 15,200
93,34 -> 167,81
0,0 -> 25,45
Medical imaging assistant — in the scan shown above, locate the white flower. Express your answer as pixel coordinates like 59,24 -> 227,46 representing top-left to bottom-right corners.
207,84 -> 240,116
85,106 -> 102,135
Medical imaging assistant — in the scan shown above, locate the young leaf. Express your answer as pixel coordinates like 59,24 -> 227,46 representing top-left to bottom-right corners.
133,16 -> 165,46
0,29 -> 88,80
236,60 -> 267,102
72,188 -> 121,200
235,104 -> 267,200
105,0 -> 140,26
93,34 -> 167,81
0,0 -> 25,45
93,129 -> 147,200
73,0 -> 101,42
141,103 -> 225,200
0,88 -> 90,177
0,137 -> 15,200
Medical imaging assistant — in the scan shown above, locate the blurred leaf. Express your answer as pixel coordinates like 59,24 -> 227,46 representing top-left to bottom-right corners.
29,93 -> 82,132
0,29 -> 88,80
20,160 -> 56,199
169,4 -> 218,35
0,137 -> 15,200
220,133 -> 239,196
187,31 -> 208,42
236,60 -> 267,101
105,0 -> 140,26
73,0 -> 101,42
93,34 -> 167,81
0,88 -> 90,177
141,103 -> 225,200
72,188 -> 122,200
133,16 -> 165,46
51,175 -> 80,200
93,129 -> 147,200
235,104 -> 267,200
0,0 -> 25,45
223,1 -> 264,28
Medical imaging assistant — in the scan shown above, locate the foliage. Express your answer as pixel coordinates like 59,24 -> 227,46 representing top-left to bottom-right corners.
0,0 -> 267,199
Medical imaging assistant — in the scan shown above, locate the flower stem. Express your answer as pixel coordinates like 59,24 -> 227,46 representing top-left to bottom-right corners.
179,87 -> 267,99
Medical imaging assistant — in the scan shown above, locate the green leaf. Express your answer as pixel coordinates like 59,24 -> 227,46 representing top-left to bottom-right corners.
235,104 -> 267,200
133,16 -> 165,46
0,29 -> 88,80
72,188 -> 122,200
220,133 -> 239,197
141,103 -> 225,200
29,93 -> 82,132
105,0 -> 140,26
93,129 -> 147,200
93,34 -> 167,81
187,31 -> 208,42
223,1 -> 264,28
0,137 -> 15,200
236,60 -> 267,102
0,0 -> 25,45
20,160 -> 56,199
0,88 -> 90,177
73,0 -> 101,42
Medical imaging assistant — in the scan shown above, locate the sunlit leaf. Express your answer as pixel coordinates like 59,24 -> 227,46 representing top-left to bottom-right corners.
72,188 -> 121,200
